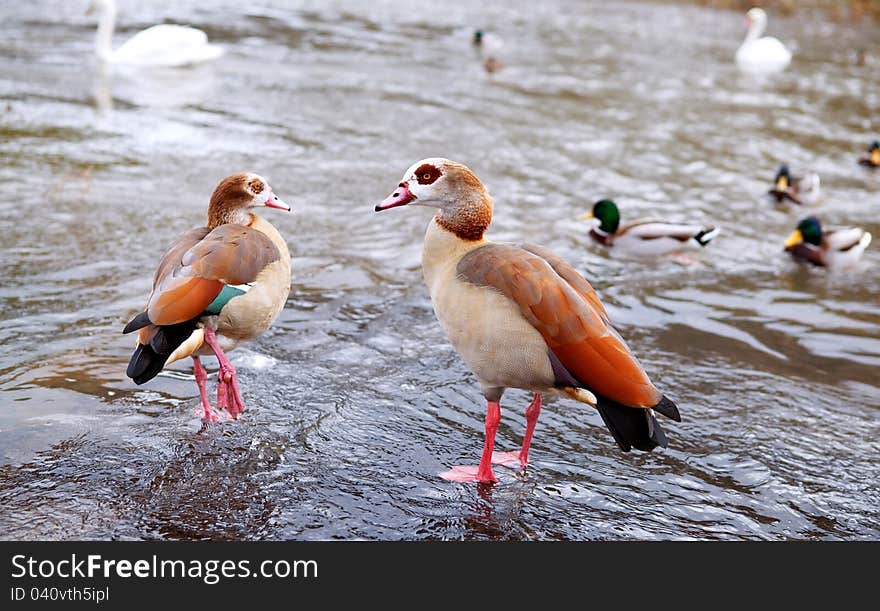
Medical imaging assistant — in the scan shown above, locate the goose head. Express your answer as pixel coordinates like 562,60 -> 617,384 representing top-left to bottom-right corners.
207,172 -> 290,228
375,158 -> 493,241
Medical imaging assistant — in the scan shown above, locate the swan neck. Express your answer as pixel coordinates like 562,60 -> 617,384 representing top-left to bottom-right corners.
95,2 -> 117,60
744,16 -> 765,44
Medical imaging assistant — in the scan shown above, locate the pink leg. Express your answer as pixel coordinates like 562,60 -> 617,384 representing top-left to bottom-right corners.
493,394 -> 542,470
192,356 -> 226,423
202,326 -> 245,419
439,401 -> 501,484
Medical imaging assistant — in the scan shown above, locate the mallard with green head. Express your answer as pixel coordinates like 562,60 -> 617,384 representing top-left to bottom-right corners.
784,216 -> 872,269
579,199 -> 719,257
768,164 -> 820,206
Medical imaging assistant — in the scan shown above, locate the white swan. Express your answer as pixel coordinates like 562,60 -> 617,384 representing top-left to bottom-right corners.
735,7 -> 791,73
88,0 -> 223,67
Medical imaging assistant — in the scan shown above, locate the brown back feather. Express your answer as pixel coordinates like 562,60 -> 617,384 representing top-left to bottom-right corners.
145,224 -> 280,326
457,243 -> 661,407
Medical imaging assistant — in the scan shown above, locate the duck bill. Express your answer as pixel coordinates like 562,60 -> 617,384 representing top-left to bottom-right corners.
375,182 -> 416,212
784,229 -> 803,249
264,188 -> 291,211
577,211 -> 594,221
872,149 -> 880,165
775,177 -> 789,191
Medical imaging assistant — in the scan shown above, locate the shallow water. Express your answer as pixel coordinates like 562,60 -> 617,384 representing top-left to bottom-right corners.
1,0 -> 878,540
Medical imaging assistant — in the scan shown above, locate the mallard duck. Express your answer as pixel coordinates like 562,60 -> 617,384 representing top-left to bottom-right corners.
735,7 -> 791,73
123,173 -> 291,422
374,159 -> 680,484
784,216 -> 872,269
579,199 -> 719,256
858,141 -> 880,168
483,56 -> 503,74
472,29 -> 503,51
768,164 -> 821,206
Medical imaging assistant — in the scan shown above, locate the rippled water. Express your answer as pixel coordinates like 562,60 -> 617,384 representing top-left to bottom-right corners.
1,0 -> 878,540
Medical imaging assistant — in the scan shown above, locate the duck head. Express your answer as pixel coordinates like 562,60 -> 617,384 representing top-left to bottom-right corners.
774,164 -> 791,191
374,158 -> 493,241
579,199 -> 621,234
785,216 -> 823,250
207,172 -> 290,228
473,30 -> 484,46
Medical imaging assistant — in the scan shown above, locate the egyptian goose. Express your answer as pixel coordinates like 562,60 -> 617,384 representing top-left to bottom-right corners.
735,7 -> 791,74
123,173 -> 291,421
579,199 -> 719,257
784,216 -> 872,269
767,165 -> 821,206
375,158 -> 680,484
88,0 -> 223,67
859,141 -> 880,168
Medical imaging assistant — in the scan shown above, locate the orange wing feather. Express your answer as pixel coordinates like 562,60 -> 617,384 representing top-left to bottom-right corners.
457,243 -> 661,407
142,224 -> 281,327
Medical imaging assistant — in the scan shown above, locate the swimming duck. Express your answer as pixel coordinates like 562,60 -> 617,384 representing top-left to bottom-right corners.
483,56 -> 504,74
88,0 -> 223,67
784,216 -> 872,269
735,7 -> 791,74
123,173 -> 291,422
472,29 -> 503,52
374,159 -> 680,484
858,141 -> 880,168
768,164 -> 821,206
579,199 -> 719,257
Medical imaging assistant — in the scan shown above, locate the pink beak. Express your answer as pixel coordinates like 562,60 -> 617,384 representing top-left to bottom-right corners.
264,188 -> 291,211
375,182 -> 416,212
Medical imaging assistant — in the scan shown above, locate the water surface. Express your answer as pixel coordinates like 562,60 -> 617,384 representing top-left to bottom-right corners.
1,0 -> 878,540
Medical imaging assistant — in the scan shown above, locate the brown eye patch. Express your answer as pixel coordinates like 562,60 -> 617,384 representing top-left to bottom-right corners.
248,178 -> 265,194
414,163 -> 442,185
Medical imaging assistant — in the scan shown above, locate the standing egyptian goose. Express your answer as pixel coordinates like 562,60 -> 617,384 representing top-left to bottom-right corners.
784,216 -> 872,269
374,159 -> 680,484
579,199 -> 719,257
735,7 -> 791,74
123,173 -> 291,422
859,141 -> 880,168
767,165 -> 821,206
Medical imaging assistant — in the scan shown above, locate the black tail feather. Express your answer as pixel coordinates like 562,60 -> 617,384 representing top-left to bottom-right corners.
693,227 -> 718,247
596,398 -> 668,452
653,395 -> 681,422
123,311 -> 152,334
125,319 -> 198,385
149,320 -> 198,355
126,344 -> 168,385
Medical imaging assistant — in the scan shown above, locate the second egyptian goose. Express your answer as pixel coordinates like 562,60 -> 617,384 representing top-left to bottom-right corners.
123,173 -> 291,422
579,199 -> 719,257
375,158 -> 680,484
